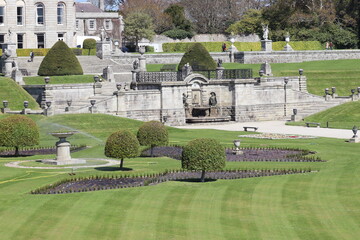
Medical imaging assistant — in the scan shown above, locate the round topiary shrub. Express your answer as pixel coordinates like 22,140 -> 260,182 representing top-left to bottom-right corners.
182,138 -> 226,182
178,43 -> 217,71
0,115 -> 39,156
83,38 -> 97,55
105,130 -> 140,169
137,121 -> 168,157
38,40 -> 83,76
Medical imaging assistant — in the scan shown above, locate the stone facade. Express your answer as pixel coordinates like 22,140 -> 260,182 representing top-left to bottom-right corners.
0,0 -> 76,48
23,71 -> 350,126
0,0 -> 122,49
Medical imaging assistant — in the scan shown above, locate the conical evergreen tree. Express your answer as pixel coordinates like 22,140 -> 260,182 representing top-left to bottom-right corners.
38,41 -> 83,76
178,43 -> 217,71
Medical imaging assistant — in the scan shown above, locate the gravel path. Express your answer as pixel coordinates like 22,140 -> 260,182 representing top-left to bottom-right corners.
177,121 -> 351,139
5,158 -> 119,169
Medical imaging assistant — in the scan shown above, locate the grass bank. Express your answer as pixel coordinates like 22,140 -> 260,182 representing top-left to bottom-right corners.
0,114 -> 359,239
24,75 -> 95,85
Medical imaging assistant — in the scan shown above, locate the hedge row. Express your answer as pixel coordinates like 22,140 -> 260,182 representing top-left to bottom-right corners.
8,48 -> 97,57
162,41 -> 324,52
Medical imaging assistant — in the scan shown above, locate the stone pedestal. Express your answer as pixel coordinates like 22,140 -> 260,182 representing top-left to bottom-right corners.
325,95 -> 332,101
291,115 -> 303,121
11,68 -> 24,85
139,55 -> 146,72
22,108 -> 31,114
96,40 -> 112,59
43,132 -> 86,165
1,108 -> 9,113
261,40 -> 272,52
283,43 -> 293,51
44,107 -> 54,116
94,82 -> 102,94
216,67 -> 225,79
102,66 -> 114,82
260,62 -> 273,76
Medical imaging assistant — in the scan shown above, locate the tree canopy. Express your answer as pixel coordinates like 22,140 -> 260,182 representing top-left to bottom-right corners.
181,138 -> 226,182
137,121 -> 168,157
0,115 -> 39,156
178,43 -> 217,71
123,11 -> 155,49
105,130 -> 140,169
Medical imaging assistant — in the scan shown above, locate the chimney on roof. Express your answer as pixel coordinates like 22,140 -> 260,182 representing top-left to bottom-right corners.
99,0 -> 105,11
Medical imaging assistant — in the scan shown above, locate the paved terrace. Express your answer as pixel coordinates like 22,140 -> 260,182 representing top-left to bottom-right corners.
177,121 -> 351,139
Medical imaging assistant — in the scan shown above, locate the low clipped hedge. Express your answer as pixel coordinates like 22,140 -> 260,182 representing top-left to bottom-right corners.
162,41 -> 324,52
15,48 -> 96,57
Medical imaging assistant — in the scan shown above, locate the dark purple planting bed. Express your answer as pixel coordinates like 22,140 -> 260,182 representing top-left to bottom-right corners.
141,146 -> 321,162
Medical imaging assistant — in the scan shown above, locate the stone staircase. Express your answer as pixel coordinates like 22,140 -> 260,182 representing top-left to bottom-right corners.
17,56 -> 133,82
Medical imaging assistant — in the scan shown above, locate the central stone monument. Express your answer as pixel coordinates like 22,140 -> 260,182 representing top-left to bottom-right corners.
43,132 -> 86,165
261,24 -> 272,52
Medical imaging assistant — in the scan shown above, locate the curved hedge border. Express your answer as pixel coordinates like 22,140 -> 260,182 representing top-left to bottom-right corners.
162,41 -> 323,52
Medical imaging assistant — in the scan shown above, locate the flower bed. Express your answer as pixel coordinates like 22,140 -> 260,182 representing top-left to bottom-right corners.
0,145 -> 87,157
32,168 -> 313,194
141,146 -> 323,162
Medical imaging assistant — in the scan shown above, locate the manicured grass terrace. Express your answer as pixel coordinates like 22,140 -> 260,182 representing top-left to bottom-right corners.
0,114 -> 359,239
147,59 -> 360,96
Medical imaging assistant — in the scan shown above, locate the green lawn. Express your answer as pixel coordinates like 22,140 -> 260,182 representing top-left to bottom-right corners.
0,114 -> 359,239
287,100 -> 360,129
0,77 -> 39,110
147,59 -> 360,97
23,75 -> 95,85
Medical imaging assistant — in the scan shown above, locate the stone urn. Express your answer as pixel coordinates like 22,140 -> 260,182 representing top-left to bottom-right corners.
233,139 -> 243,155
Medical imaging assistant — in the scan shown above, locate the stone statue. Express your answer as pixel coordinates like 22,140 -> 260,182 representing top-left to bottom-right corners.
182,93 -> 189,107
100,27 -> 106,41
262,24 -> 269,40
182,63 -> 193,77
217,59 -> 223,68
209,92 -> 217,106
133,60 -> 139,70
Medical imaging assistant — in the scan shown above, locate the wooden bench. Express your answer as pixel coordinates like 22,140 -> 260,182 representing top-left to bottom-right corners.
160,64 -> 177,72
305,122 -> 321,128
243,126 -> 258,132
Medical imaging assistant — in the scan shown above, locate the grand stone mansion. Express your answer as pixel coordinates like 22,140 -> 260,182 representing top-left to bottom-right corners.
0,0 -> 123,49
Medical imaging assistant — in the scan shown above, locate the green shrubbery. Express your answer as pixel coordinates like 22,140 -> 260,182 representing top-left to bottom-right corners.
0,115 -> 39,156
178,43 -> 217,71
163,29 -> 194,40
105,130 -> 140,169
83,39 -> 97,55
163,41 -> 324,52
15,48 -> 96,56
182,138 -> 226,182
137,121 -> 168,157
38,41 -> 83,76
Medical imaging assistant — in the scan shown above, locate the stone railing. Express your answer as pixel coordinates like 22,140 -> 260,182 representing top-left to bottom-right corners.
136,69 -> 253,83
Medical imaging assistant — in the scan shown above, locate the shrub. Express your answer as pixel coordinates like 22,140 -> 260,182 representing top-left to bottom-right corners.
145,46 -> 154,52
104,130 -> 140,169
178,43 -> 217,71
0,115 -> 39,156
83,38 -> 97,55
163,29 -> 194,40
182,138 -> 226,182
38,41 -> 83,76
137,121 -> 168,157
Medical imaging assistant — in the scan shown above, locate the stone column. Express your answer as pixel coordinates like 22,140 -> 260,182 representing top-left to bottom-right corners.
261,40 -> 272,52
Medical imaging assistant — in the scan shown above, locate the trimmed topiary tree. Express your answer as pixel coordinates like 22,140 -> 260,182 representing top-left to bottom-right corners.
83,38 -> 96,55
0,115 -> 39,156
38,40 -> 83,76
137,121 -> 168,157
182,138 -> 226,182
105,130 -> 140,169
178,43 -> 217,71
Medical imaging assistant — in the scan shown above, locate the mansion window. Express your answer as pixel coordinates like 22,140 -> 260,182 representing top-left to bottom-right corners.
17,34 -> 23,49
105,20 -> 111,30
58,33 -> 64,41
17,1 -> 25,25
17,7 -> 23,25
57,3 -> 64,24
37,33 -> 44,48
75,20 -> 79,29
89,19 -> 95,30
36,3 -> 44,25
0,34 -> 4,48
0,6 -> 4,25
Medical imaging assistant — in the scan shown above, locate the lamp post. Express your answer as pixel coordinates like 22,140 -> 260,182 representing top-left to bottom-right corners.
284,77 -> 289,116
